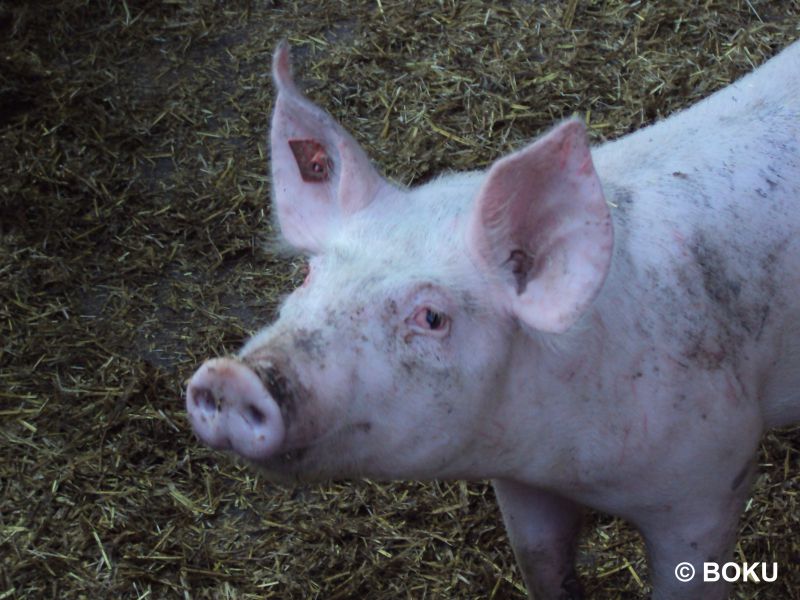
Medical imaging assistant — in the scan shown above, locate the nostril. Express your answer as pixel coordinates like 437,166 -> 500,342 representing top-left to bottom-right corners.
243,403 -> 266,426
191,386 -> 219,413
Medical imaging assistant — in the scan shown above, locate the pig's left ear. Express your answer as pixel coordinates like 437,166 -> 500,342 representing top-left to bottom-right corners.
468,119 -> 613,333
270,42 -> 392,253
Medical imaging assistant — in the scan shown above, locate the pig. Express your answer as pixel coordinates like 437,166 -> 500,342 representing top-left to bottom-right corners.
186,39 -> 800,600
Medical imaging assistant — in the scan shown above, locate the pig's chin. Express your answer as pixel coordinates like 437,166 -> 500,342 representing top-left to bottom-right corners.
245,444 -> 338,483
239,417 -> 376,482
246,438 -> 368,484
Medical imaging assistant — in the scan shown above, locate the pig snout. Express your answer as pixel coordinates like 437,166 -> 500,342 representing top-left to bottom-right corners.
186,358 -> 286,461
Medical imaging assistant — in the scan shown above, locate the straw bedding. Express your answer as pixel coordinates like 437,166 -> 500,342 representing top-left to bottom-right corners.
2,1 -> 799,598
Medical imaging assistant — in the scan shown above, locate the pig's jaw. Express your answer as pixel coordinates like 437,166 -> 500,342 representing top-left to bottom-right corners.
249,448 -> 316,484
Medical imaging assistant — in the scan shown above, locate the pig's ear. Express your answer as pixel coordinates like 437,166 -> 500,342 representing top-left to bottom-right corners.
270,42 -> 390,253
468,119 -> 613,333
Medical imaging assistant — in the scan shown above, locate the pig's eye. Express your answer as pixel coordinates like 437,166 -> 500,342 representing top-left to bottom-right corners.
411,307 -> 450,334
426,309 -> 445,329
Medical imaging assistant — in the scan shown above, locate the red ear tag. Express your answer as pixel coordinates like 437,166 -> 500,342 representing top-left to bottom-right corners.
288,139 -> 332,183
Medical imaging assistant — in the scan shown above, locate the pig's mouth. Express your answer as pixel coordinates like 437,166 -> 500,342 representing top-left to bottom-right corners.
249,440 -> 364,484
232,359 -> 329,474
246,447 -> 310,482
248,422 -> 373,483
268,447 -> 311,471
280,447 -> 308,462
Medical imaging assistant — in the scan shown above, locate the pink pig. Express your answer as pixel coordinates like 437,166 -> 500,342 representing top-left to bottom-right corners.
186,40 -> 800,599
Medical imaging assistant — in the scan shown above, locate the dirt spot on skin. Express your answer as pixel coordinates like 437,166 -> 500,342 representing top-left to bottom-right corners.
607,184 -> 634,211
678,232 -> 778,370
262,364 -> 298,428
684,331 -> 728,370
324,309 -> 336,327
293,328 -> 326,362
459,291 -> 482,317
244,358 -> 307,433
690,234 -> 744,326
604,187 -> 636,290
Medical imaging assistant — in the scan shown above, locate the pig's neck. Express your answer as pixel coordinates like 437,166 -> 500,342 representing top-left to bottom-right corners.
494,191 -> 651,501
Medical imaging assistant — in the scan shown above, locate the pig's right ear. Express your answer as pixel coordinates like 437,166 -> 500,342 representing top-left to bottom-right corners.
270,42 -> 390,253
468,119 -> 613,334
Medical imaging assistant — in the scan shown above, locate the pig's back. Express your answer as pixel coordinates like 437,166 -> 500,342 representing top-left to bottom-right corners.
591,39 -> 800,426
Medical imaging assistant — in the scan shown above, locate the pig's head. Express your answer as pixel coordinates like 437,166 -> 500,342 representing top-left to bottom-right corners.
185,42 -> 613,482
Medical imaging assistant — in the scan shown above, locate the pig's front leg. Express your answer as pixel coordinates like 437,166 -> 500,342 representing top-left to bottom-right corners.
493,479 -> 585,600
635,461 -> 757,600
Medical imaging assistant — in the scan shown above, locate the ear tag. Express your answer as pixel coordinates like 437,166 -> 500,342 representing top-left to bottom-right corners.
288,139 -> 332,183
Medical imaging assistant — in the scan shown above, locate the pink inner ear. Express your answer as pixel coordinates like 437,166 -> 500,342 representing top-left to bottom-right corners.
269,42 -> 395,253
469,119 -> 613,333
288,139 -> 332,183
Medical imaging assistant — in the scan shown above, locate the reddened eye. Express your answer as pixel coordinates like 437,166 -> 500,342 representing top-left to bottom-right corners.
411,307 -> 450,334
